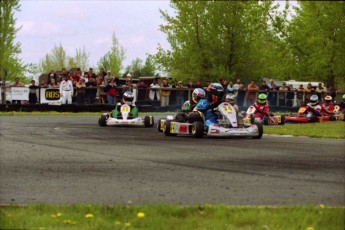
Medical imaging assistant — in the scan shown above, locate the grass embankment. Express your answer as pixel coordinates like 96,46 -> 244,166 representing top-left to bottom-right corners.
264,121 -> 345,139
1,204 -> 344,230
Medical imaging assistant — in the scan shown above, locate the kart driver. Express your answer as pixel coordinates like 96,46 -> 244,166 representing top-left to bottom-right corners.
225,94 -> 239,115
320,95 -> 335,115
111,91 -> 138,118
305,94 -> 322,118
193,83 -> 225,126
250,93 -> 270,120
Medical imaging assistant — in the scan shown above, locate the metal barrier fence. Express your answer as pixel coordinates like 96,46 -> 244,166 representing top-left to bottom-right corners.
0,86 -> 343,109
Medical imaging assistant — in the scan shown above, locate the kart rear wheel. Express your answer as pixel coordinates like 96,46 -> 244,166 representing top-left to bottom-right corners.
164,120 -> 177,136
144,115 -> 154,127
157,118 -> 163,132
263,116 -> 269,125
279,115 -> 285,125
98,115 -> 107,127
253,122 -> 263,139
192,121 -> 204,138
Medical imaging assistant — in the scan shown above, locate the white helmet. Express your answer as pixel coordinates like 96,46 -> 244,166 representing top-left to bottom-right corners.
225,94 -> 236,104
310,95 -> 318,106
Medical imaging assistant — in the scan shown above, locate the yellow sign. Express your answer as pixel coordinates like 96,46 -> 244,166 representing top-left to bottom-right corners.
223,105 -> 232,113
298,107 -> 306,113
170,122 -> 176,133
120,105 -> 131,113
45,89 -> 60,100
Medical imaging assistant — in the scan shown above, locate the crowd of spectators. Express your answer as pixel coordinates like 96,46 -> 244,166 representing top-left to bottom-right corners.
5,68 -> 343,108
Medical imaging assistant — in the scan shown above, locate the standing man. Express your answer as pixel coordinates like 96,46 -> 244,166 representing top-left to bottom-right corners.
28,79 -> 39,104
60,75 -> 74,104
160,78 -> 172,106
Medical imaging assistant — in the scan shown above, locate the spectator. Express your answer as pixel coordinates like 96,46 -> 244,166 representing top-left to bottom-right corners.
278,82 -> 288,106
160,78 -> 172,106
286,84 -> 295,107
75,78 -> 86,105
315,83 -> 326,102
296,84 -> 304,107
85,77 -> 97,104
219,79 -> 227,90
59,75 -> 74,104
237,84 -> 247,107
103,78 -> 118,105
40,79 -> 47,88
327,85 -> 337,102
104,71 -> 112,85
48,78 -> 59,88
137,80 -> 148,100
233,79 -> 242,98
149,78 -> 160,101
71,71 -> 80,86
47,69 -> 57,85
175,80 -> 187,106
84,68 -> 96,83
57,68 -> 67,84
247,80 -> 259,106
204,80 -> 211,90
259,80 -> 270,92
304,83 -> 314,104
268,79 -> 275,90
28,80 -> 39,104
226,81 -> 237,96
194,80 -> 203,89
268,83 -> 277,106
11,77 -> 25,104
98,67 -> 107,79
187,80 -> 195,89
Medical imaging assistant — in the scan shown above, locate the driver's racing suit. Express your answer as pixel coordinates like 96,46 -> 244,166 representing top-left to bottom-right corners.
194,98 -> 218,126
111,102 -> 138,118
305,103 -> 322,119
251,102 -> 270,120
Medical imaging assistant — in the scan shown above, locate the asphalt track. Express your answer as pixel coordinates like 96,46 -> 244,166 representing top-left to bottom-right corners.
0,115 -> 344,206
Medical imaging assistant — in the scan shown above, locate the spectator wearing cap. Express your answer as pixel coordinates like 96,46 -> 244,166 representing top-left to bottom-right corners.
175,80 -> 187,106
278,82 -> 288,106
160,78 -> 172,106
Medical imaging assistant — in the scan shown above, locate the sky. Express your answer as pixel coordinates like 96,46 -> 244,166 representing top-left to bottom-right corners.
14,0 -> 173,71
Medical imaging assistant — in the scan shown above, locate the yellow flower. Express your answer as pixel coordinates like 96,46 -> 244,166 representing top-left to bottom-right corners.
85,213 -> 94,219
137,212 -> 145,218
320,204 -> 325,208
38,227 -> 45,230
63,219 -> 76,225
114,221 -> 121,225
124,222 -> 131,227
306,227 -> 314,230
56,213 -> 62,217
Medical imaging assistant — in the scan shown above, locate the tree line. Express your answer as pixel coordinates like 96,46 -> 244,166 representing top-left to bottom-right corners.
1,1 -> 344,88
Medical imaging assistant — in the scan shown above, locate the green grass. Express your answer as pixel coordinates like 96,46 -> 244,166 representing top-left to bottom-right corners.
1,204 -> 343,230
264,121 -> 345,139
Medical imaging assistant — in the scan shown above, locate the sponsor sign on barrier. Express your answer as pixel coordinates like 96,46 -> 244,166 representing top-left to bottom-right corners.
11,87 -> 29,100
40,88 -> 61,104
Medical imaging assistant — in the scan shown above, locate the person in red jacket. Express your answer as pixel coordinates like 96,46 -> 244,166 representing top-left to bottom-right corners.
320,95 -> 335,115
251,93 -> 270,120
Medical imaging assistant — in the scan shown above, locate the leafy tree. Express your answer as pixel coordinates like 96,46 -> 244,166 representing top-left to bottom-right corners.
0,0 -> 25,81
67,47 -> 90,71
98,32 -> 125,77
141,54 -> 156,76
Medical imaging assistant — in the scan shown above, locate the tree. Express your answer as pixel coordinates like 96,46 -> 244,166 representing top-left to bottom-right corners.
155,1 -> 273,82
98,32 -> 125,76
0,0 -> 25,81
141,54 -> 157,76
67,47 -> 90,71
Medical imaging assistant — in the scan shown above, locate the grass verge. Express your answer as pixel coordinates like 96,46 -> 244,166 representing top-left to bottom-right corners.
1,204 -> 344,230
264,121 -> 345,139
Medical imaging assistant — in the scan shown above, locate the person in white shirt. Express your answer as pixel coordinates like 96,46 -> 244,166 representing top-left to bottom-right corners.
60,75 -> 74,104
149,79 -> 160,101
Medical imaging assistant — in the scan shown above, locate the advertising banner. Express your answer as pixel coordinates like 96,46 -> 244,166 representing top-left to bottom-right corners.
40,88 -> 61,104
11,87 -> 29,100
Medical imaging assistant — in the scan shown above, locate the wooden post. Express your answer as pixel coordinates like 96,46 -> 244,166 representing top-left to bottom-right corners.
1,68 -> 6,105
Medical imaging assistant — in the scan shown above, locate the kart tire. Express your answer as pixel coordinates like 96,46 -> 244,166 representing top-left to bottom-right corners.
253,122 -> 263,139
99,115 -> 107,127
250,114 -> 255,124
164,120 -> 177,136
192,121 -> 204,138
330,115 -> 336,121
279,115 -> 285,125
144,115 -> 154,127
157,118 -> 163,132
263,116 -> 269,125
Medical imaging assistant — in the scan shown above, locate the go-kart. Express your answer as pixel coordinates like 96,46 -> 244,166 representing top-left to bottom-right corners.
285,105 -> 337,123
243,106 -> 285,125
158,102 -> 263,138
98,103 -> 154,127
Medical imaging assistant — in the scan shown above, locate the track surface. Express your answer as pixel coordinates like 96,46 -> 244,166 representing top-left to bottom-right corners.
0,116 -> 344,205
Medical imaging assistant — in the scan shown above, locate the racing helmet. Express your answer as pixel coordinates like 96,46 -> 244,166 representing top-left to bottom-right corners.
122,91 -> 134,105
257,93 -> 267,105
192,88 -> 206,103
207,83 -> 224,101
324,95 -> 332,105
309,95 -> 318,106
225,94 -> 236,104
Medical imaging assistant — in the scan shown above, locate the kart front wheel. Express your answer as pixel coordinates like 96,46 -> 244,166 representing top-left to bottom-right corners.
164,120 -> 177,136
157,118 -> 163,132
192,121 -> 204,138
253,122 -> 263,139
99,115 -> 107,127
263,116 -> 269,125
144,116 -> 154,127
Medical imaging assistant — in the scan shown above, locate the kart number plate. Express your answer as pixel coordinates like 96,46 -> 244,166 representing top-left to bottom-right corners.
298,107 -> 306,113
334,105 -> 340,112
276,116 -> 281,123
223,105 -> 232,113
121,105 -> 130,113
